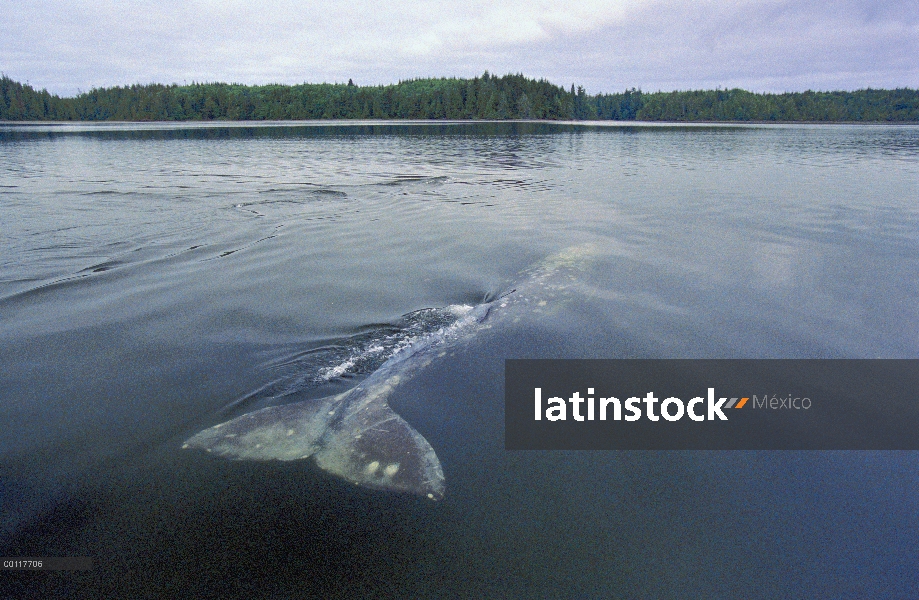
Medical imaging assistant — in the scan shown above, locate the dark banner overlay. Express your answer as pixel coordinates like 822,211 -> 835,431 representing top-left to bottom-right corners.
505,360 -> 919,450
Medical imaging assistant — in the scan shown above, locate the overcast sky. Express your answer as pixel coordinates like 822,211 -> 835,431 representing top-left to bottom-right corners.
3,0 -> 917,96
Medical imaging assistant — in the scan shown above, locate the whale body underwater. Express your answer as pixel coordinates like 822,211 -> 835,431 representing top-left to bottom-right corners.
183,244 -> 597,500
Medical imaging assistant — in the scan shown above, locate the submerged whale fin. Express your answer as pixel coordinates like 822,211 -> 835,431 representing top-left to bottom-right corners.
182,394 -> 344,461
315,388 -> 444,499
183,385 -> 446,499
183,301 -> 495,500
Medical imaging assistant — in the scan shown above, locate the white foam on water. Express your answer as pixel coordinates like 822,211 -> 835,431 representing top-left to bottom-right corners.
446,303 -> 474,316
314,304 -> 481,382
319,357 -> 357,381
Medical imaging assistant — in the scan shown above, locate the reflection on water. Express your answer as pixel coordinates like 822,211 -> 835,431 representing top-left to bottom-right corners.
1,122 -> 918,597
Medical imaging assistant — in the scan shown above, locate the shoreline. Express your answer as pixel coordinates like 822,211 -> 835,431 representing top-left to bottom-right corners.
4,118 -> 919,125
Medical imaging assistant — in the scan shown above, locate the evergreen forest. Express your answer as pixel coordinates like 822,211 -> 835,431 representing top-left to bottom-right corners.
2,72 -> 918,122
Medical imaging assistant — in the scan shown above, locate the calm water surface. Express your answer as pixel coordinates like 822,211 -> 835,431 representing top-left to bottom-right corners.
2,121 -> 918,597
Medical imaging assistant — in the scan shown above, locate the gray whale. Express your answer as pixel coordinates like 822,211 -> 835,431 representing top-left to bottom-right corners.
183,243 -> 597,500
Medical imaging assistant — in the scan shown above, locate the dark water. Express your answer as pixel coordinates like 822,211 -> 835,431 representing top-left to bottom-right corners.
2,121 -> 918,598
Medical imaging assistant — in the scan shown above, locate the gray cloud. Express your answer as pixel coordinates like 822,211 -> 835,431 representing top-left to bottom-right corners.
507,0 -> 919,93
2,0 -> 916,95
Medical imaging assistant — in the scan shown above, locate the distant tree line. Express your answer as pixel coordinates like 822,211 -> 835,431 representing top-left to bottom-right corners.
594,87 -> 919,122
3,72 -> 918,122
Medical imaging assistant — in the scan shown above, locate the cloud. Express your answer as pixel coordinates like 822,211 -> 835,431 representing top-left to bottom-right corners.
1,0 -> 916,95
2,1 -> 647,92
513,0 -> 919,92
